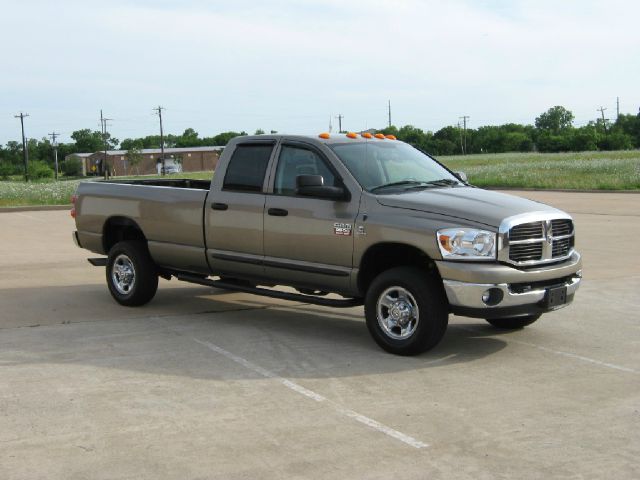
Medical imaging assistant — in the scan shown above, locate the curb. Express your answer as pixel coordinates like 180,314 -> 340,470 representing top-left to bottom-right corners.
0,205 -> 71,213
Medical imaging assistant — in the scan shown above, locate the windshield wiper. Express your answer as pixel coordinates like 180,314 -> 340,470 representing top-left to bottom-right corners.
370,180 -> 429,193
419,179 -> 461,187
370,179 -> 460,193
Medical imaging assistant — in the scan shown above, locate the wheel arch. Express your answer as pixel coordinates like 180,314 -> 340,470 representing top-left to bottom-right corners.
357,242 -> 443,296
102,216 -> 147,254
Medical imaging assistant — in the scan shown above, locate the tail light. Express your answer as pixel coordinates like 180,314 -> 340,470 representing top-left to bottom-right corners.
70,194 -> 77,219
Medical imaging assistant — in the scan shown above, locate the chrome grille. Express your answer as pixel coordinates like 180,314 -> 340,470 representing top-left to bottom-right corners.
499,213 -> 575,266
510,222 -> 544,241
510,243 -> 543,262
551,219 -> 573,237
552,237 -> 573,258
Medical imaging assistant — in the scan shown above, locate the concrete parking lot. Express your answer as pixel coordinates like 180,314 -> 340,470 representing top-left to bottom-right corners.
1,191 -> 638,479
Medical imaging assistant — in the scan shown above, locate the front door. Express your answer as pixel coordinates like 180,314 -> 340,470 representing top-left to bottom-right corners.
263,143 -> 360,293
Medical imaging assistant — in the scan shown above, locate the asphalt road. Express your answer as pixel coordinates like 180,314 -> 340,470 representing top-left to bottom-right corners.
1,191 -> 638,479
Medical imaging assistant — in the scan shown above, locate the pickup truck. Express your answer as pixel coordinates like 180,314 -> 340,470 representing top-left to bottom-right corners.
72,133 -> 582,355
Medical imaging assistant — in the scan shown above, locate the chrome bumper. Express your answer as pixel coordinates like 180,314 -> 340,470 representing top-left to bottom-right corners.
443,273 -> 581,311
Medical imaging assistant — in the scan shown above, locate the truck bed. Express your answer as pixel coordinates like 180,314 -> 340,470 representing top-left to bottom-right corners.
101,178 -> 211,190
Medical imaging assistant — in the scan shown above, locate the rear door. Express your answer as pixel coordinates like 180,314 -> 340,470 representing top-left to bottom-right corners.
204,142 -> 275,279
263,142 -> 360,293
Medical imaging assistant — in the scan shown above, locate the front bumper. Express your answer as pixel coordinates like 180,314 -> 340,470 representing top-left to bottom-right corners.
437,252 -> 582,319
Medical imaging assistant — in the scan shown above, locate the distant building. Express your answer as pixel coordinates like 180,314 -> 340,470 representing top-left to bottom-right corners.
64,153 -> 93,176
65,146 -> 224,176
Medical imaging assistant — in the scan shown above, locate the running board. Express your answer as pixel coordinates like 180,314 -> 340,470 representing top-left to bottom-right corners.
88,257 -> 107,266
176,273 -> 363,308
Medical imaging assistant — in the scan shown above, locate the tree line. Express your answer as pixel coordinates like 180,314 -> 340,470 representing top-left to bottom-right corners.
380,106 -> 640,155
1,106 -> 639,179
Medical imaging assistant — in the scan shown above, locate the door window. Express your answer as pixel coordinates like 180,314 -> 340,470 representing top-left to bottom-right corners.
274,145 -> 336,195
223,144 -> 273,192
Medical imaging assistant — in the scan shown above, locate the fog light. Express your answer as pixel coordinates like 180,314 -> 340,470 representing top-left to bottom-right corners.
482,288 -> 504,306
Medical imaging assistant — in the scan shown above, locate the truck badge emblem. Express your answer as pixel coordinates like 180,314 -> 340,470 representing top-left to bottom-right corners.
333,223 -> 352,236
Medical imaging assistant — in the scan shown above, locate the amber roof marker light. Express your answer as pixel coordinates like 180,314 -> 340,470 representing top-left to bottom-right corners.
361,132 -> 373,139
318,132 -> 330,139
385,135 -> 397,140
346,132 -> 358,139
374,133 -> 385,139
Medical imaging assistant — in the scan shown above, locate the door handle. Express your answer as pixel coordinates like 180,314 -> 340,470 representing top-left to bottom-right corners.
211,202 -> 228,211
268,208 -> 288,217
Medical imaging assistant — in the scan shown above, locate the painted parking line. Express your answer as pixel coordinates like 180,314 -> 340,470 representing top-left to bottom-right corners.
192,338 -> 429,449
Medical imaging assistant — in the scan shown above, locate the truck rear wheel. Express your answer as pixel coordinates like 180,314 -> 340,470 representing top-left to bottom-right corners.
106,241 -> 158,306
365,267 -> 448,356
485,315 -> 541,329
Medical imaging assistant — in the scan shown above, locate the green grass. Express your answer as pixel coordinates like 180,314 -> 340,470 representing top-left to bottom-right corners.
438,150 -> 640,190
2,152 -> 639,208
0,171 -> 214,207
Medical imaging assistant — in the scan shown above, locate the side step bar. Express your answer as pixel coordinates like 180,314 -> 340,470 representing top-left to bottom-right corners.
176,273 -> 363,308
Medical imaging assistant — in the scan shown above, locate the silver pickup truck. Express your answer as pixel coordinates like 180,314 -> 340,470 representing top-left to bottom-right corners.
72,133 -> 582,355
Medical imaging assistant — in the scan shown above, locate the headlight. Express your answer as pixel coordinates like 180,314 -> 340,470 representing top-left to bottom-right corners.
437,228 -> 496,260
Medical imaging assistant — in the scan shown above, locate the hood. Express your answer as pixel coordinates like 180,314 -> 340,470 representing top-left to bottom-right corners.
375,187 -> 563,228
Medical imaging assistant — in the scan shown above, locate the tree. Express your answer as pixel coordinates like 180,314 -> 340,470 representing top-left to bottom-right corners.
535,106 -> 574,134
71,129 -> 118,152
254,129 -> 265,135
126,146 -> 144,175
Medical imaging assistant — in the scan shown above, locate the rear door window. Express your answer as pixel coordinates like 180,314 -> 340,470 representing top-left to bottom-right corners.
223,144 -> 274,192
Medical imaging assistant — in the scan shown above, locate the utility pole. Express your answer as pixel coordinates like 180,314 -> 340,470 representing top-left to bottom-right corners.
335,114 -> 344,133
597,107 -> 608,134
100,110 -> 113,179
616,97 -> 620,120
459,115 -> 470,155
154,105 -> 166,175
14,112 -> 29,182
328,115 -> 333,133
388,100 -> 392,128
457,121 -> 464,154
48,131 -> 61,180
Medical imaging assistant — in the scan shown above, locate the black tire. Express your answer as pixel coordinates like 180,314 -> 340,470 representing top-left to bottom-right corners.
106,241 -> 158,306
486,315 -> 541,329
365,267 -> 449,356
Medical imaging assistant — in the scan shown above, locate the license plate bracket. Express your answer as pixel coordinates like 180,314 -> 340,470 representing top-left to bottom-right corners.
545,286 -> 568,309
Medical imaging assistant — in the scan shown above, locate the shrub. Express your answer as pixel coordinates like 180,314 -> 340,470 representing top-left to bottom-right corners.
28,161 -> 55,179
0,162 -> 18,180
63,157 -> 84,177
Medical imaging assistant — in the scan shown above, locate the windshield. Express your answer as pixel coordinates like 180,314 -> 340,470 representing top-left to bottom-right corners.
329,141 -> 461,192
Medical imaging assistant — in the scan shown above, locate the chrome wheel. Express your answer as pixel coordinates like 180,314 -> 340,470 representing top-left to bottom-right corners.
111,254 -> 136,295
376,286 -> 420,340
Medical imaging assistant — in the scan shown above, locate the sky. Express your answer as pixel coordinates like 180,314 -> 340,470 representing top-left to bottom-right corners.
1,0 -> 639,145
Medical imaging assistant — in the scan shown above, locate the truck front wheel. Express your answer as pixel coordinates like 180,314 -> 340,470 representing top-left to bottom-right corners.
485,315 -> 540,329
365,267 -> 448,356
106,241 -> 158,306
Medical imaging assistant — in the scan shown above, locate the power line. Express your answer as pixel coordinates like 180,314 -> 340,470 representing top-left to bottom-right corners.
48,131 -> 61,180
154,106 -> 166,175
14,112 -> 30,182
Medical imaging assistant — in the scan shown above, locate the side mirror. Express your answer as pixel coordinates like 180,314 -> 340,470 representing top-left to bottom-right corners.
455,171 -> 468,183
296,175 -> 348,200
